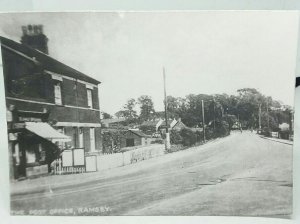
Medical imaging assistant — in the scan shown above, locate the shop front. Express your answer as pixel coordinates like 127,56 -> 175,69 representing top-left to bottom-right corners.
10,121 -> 71,179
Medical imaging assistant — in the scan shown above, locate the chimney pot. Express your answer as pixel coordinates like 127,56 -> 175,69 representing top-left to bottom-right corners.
33,25 -> 38,34
21,24 -> 49,54
21,26 -> 27,35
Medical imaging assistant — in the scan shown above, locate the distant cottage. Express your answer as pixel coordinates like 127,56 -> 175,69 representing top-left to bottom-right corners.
140,118 -> 187,135
1,25 -> 102,179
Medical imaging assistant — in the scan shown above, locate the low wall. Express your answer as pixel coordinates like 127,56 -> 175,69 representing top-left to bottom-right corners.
96,144 -> 165,171
26,164 -> 48,177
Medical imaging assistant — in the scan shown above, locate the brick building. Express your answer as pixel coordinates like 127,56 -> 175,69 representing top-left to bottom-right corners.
1,25 -> 102,179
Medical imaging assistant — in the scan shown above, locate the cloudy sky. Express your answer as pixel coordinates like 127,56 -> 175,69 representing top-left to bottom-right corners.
0,11 -> 298,114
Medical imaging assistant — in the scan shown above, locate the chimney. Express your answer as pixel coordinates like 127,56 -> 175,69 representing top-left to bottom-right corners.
21,25 -> 49,54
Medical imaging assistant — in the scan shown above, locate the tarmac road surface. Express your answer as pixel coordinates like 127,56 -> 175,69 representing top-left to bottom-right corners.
11,131 -> 292,216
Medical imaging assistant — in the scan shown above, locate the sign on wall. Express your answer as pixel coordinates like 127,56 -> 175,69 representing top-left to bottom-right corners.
62,150 -> 73,167
73,148 -> 85,166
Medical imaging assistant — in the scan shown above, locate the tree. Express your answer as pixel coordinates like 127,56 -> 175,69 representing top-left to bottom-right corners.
138,95 -> 155,121
235,88 -> 265,128
123,98 -> 138,119
166,96 -> 180,119
115,98 -> 138,122
101,112 -> 113,119
115,110 -> 126,118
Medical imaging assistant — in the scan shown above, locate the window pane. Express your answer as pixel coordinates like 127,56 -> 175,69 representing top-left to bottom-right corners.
87,89 -> 93,108
54,83 -> 62,105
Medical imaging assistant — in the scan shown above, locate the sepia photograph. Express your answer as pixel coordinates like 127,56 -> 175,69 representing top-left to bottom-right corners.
0,11 -> 297,217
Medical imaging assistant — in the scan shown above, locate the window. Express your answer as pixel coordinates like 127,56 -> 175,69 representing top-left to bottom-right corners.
38,144 -> 46,162
90,128 -> 95,152
54,82 -> 62,105
87,89 -> 93,108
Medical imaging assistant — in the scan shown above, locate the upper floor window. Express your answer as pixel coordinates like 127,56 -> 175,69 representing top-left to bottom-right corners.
54,82 -> 62,105
87,89 -> 93,108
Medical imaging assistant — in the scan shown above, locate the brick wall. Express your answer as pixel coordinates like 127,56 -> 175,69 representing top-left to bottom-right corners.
6,99 -> 100,124
2,47 -> 101,123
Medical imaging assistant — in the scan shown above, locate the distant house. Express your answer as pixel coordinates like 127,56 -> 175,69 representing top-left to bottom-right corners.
170,118 -> 187,131
101,128 -> 151,153
139,119 -> 160,135
140,118 -> 187,135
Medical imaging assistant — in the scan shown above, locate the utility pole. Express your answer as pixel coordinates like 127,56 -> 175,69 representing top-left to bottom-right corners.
202,100 -> 206,142
258,103 -> 262,133
213,97 -> 216,132
163,67 -> 170,151
266,100 -> 270,130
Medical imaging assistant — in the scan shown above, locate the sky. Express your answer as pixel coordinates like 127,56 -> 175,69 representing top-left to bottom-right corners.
0,11 -> 298,115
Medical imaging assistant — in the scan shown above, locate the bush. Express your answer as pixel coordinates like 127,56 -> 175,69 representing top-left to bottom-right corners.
195,130 -> 203,142
169,144 -> 185,153
205,127 -> 214,140
180,128 -> 197,146
214,120 -> 230,137
170,129 -> 183,145
151,139 -> 164,144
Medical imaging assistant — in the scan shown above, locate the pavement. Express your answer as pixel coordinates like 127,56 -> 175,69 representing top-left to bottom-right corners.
10,136 -> 223,196
259,136 -> 293,145
10,131 -> 292,217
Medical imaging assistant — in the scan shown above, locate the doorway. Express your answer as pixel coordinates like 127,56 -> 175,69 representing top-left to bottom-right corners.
126,138 -> 134,147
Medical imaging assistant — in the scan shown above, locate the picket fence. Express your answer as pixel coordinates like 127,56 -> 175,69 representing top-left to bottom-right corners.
52,158 -> 86,175
52,144 -> 165,174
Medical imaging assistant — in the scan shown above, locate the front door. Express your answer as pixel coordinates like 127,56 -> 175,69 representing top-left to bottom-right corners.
126,138 -> 134,147
17,138 -> 27,178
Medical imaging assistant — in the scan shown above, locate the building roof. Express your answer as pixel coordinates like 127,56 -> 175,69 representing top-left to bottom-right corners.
141,119 -> 173,127
25,122 -> 71,142
160,119 -> 175,127
0,36 -> 101,85
140,120 -> 159,126
129,129 -> 149,138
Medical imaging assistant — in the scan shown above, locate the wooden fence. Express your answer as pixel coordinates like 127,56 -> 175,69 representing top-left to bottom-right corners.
52,144 -> 165,174
52,158 -> 86,175
96,144 -> 165,171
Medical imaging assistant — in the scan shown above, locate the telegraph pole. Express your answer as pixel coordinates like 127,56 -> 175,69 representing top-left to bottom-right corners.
202,100 -> 206,142
212,97 -> 216,132
266,100 -> 270,130
258,103 -> 262,132
163,67 -> 170,151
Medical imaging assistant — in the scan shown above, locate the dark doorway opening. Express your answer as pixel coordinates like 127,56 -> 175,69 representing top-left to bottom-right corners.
126,138 -> 134,147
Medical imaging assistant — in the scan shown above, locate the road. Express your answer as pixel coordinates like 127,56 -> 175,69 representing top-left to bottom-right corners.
11,131 -> 292,216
